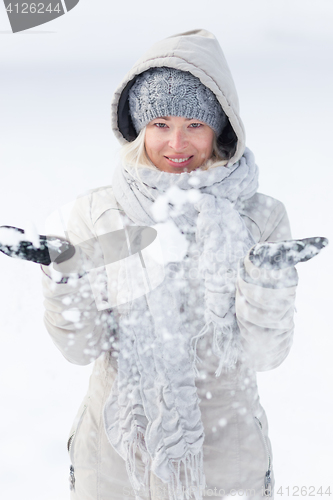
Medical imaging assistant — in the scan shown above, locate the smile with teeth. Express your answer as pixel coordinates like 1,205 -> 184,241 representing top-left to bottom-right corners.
166,156 -> 192,163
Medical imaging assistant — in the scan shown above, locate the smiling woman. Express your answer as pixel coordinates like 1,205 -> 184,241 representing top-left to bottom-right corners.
0,26 -> 327,500
35,28 -> 327,500
120,119 -> 225,174
127,66 -> 225,174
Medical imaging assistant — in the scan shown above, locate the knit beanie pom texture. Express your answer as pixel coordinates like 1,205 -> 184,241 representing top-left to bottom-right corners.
128,67 -> 227,136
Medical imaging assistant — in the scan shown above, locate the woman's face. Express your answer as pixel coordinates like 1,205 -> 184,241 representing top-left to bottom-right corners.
144,116 -> 215,173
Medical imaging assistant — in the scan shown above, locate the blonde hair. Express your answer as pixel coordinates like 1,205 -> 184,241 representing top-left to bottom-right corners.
120,127 -> 229,172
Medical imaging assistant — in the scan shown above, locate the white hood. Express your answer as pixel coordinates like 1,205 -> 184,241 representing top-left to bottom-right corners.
111,29 -> 246,165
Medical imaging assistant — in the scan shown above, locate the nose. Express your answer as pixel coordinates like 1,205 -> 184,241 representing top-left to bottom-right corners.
168,128 -> 188,151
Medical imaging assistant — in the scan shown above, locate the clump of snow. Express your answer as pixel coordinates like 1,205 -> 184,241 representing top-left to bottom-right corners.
62,310 -> 81,322
47,238 -> 64,250
62,296 -> 72,305
24,221 -> 40,249
0,227 -> 23,247
151,195 -> 169,222
151,185 -> 201,222
153,219 -> 189,264
188,176 -> 201,187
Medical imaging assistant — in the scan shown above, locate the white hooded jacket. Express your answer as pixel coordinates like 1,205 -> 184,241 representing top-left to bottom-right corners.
42,30 -> 297,500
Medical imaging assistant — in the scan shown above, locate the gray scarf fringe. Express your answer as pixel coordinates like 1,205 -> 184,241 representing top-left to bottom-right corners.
104,148 -> 259,499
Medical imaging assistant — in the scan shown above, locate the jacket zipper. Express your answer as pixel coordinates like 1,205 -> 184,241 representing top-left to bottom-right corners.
68,404 -> 88,492
254,416 -> 272,497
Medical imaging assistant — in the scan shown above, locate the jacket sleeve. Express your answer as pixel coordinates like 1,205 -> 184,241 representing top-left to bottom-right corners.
42,194 -> 117,366
235,200 -> 297,371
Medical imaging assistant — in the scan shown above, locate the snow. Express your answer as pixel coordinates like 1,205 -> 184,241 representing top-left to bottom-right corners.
0,1 -> 332,498
24,220 -> 40,248
151,184 -> 200,222
0,226 -> 23,247
153,219 -> 189,264
62,310 -> 81,323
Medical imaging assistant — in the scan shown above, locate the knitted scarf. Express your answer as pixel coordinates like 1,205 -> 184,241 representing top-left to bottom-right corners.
103,148 -> 259,500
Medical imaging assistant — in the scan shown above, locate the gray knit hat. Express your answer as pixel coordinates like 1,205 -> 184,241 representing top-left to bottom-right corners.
128,67 -> 227,135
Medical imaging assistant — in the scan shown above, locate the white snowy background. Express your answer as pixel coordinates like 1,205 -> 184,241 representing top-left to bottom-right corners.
0,0 -> 332,498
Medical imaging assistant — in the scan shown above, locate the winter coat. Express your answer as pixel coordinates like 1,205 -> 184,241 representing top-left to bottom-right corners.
42,30 -> 297,500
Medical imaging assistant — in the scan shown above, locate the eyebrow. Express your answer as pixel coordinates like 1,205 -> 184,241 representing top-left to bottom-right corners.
156,117 -> 196,121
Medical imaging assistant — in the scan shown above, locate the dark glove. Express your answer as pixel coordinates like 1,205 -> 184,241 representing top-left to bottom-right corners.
0,226 -> 75,265
249,237 -> 328,270
0,224 -> 157,269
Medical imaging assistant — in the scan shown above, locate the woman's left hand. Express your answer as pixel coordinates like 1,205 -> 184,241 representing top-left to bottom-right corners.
248,237 -> 328,270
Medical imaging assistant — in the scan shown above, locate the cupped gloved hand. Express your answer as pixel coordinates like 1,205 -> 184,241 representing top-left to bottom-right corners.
248,237 -> 329,270
0,225 -> 98,281
0,226 -> 75,265
0,224 -> 157,278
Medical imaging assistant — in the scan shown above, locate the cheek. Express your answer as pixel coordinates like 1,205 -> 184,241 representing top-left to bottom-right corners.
198,137 -> 214,156
145,134 -> 163,157
206,135 -> 215,156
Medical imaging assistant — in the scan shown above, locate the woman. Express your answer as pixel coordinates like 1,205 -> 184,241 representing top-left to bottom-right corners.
37,29 -> 326,500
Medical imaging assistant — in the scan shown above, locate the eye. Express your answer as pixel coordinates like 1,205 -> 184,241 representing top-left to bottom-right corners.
154,122 -> 168,128
189,123 -> 202,128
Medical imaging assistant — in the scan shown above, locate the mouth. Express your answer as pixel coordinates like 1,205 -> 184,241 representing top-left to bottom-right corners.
164,156 -> 193,167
